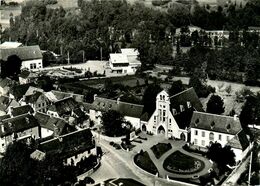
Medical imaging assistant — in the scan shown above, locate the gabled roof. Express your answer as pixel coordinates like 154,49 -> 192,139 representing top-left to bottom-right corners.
121,48 -> 139,56
0,114 -> 11,121
48,97 -> 79,116
9,83 -> 35,100
170,87 -> 204,112
109,53 -> 129,64
227,130 -> 250,150
19,70 -> 30,79
190,111 -> 242,135
0,78 -> 13,88
25,86 -> 44,96
39,129 -> 95,159
0,114 -> 39,137
0,45 -> 42,61
24,91 -> 43,104
34,112 -> 75,136
87,97 -> 144,118
11,105 -> 34,117
0,41 -> 23,49
0,96 -> 11,111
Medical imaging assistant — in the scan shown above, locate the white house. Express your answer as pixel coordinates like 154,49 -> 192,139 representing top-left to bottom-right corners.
141,88 -> 204,140
0,41 -> 23,49
84,96 -> 144,129
0,113 -> 40,153
0,45 -> 43,71
109,53 -> 134,74
190,111 -> 250,162
121,48 -> 141,71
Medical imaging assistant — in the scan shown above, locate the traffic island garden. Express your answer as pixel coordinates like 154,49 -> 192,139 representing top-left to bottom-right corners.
151,143 -> 172,159
163,150 -> 205,174
134,150 -> 158,175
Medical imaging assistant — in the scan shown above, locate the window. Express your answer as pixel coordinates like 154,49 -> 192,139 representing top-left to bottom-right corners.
195,130 -> 198,135
169,118 -> 171,123
202,131 -> 205,137
227,136 -> 230,141
38,104 -> 41,108
163,105 -> 165,108
209,132 -> 214,141
42,102 -> 45,107
194,139 -> 198,145
201,140 -> 205,146
219,134 -> 222,141
30,63 -> 37,69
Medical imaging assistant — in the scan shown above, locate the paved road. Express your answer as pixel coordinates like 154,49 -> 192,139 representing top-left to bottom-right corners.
91,137 -> 194,186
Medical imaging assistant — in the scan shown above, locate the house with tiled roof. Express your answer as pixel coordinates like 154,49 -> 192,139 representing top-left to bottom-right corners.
34,112 -> 76,138
24,86 -> 44,96
190,111 -> 250,161
0,113 -> 40,153
35,129 -> 96,165
9,83 -> 35,101
0,96 -> 20,116
8,105 -> 34,117
0,78 -> 14,96
19,70 -> 39,85
85,96 -> 144,129
0,45 -> 43,71
141,88 -> 203,140
47,97 -> 83,122
20,91 -> 50,113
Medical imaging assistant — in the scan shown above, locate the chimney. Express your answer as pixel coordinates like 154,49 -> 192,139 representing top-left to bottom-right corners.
9,106 -> 14,117
117,97 -> 120,105
93,94 -> 97,101
234,114 -> 238,121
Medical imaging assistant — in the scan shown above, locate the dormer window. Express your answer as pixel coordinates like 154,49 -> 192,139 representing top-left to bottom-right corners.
187,101 -> 191,108
210,121 -> 215,129
172,109 -> 177,115
180,105 -> 184,112
226,124 -> 231,131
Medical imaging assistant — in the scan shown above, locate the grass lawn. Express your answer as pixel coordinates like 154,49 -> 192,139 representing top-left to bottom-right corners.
151,143 -> 172,159
134,151 -> 158,175
163,151 -> 205,174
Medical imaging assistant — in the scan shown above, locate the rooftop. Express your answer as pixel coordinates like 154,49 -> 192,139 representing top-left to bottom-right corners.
190,111 -> 242,135
48,97 -> 79,116
0,45 -> 42,61
109,53 -> 129,64
0,41 -> 23,49
11,105 -> 34,117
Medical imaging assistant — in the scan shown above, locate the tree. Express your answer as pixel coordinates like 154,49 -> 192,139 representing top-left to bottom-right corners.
142,84 -> 162,116
0,55 -> 22,80
101,110 -> 128,137
168,80 -> 184,96
206,95 -> 225,114
188,74 -> 210,98
207,142 -> 235,175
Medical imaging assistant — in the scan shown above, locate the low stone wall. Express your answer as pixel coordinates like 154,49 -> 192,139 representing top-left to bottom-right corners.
92,131 -> 126,143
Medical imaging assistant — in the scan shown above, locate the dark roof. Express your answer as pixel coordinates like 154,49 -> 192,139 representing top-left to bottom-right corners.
174,107 -> 195,130
190,111 -> 242,135
48,97 -> 79,116
34,112 -> 75,136
0,114 -> 39,137
0,96 -> 10,111
11,105 -> 34,117
170,88 -> 204,112
0,114 -> 10,121
0,45 -> 42,61
227,130 -> 250,150
19,70 -> 30,79
24,91 -> 42,104
39,129 -> 95,159
87,97 -> 144,118
72,108 -> 85,118
140,112 -> 150,122
0,78 -> 13,88
10,83 -> 35,100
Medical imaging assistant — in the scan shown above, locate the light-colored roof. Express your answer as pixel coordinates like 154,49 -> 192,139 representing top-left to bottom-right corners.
109,53 -> 129,64
25,86 -> 44,96
0,42 -> 23,49
45,91 -> 58,102
121,48 -> 139,56
30,149 -> 46,161
0,45 -> 42,61
190,111 -> 242,135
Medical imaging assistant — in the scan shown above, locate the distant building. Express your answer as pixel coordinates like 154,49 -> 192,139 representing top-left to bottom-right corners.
0,113 -> 40,153
190,111 -> 250,162
0,78 -> 14,96
109,53 -> 134,74
34,112 -> 76,138
34,129 -> 96,165
121,48 -> 141,71
0,45 -> 43,71
84,96 -> 144,129
19,70 -> 39,85
0,95 -> 19,116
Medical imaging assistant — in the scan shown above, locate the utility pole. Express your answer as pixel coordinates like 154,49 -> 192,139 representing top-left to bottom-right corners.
67,51 -> 70,65
82,50 -> 85,63
100,47 -> 102,62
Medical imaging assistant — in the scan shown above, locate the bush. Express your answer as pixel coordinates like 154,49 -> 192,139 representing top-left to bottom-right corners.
134,151 -> 158,175
151,143 -> 172,159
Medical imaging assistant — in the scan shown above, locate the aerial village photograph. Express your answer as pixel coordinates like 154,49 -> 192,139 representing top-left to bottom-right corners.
0,0 -> 260,185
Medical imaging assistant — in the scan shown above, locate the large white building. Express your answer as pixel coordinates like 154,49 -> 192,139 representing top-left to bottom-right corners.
0,45 -> 43,71
109,53 -> 133,74
190,111 -> 250,162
